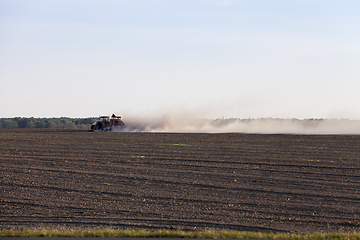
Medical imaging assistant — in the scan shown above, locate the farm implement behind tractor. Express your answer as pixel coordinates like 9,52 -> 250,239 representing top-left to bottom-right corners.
90,114 -> 125,132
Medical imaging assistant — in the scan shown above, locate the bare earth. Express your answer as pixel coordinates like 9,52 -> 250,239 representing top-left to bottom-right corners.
1,129 -> 359,233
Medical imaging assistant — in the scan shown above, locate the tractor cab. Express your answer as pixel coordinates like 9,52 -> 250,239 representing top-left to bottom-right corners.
99,116 -> 110,123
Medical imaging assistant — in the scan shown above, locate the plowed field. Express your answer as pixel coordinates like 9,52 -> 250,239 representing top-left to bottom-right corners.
1,129 -> 359,233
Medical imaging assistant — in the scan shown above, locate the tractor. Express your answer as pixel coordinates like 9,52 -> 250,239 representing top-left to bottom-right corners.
90,114 -> 125,131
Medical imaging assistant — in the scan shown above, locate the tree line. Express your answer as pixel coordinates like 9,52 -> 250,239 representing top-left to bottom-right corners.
0,117 -> 97,129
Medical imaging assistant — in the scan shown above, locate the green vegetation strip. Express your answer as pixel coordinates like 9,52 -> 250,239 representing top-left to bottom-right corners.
1,229 -> 360,239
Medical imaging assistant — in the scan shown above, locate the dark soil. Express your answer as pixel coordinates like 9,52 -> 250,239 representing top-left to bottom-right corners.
1,129 -> 359,233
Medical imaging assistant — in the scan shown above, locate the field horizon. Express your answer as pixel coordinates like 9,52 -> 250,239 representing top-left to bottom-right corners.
1,117 -> 360,135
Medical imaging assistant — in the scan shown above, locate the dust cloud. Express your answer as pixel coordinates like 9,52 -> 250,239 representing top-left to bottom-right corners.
114,112 -> 360,134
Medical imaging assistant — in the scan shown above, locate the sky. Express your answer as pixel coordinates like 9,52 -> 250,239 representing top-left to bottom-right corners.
1,0 -> 360,119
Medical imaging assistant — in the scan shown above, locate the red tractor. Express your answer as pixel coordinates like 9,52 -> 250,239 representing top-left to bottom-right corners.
90,114 -> 125,131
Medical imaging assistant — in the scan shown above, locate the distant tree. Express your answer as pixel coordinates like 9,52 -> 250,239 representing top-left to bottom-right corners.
45,120 -> 56,128
1,119 -> 18,128
13,117 -> 35,128
0,117 -> 97,129
26,120 -> 36,128
35,121 -> 46,128
76,118 -> 96,125
64,121 -> 76,129
14,117 -> 27,128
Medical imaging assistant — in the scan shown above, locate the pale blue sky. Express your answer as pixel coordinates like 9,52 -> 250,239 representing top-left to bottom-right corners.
1,0 -> 359,119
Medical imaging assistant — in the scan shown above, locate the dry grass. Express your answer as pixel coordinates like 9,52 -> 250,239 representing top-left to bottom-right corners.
1,229 -> 360,239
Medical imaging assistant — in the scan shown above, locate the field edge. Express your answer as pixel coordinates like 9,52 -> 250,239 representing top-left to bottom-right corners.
1,229 -> 360,239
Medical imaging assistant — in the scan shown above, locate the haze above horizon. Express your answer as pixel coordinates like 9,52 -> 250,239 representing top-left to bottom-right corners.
1,0 -> 359,120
